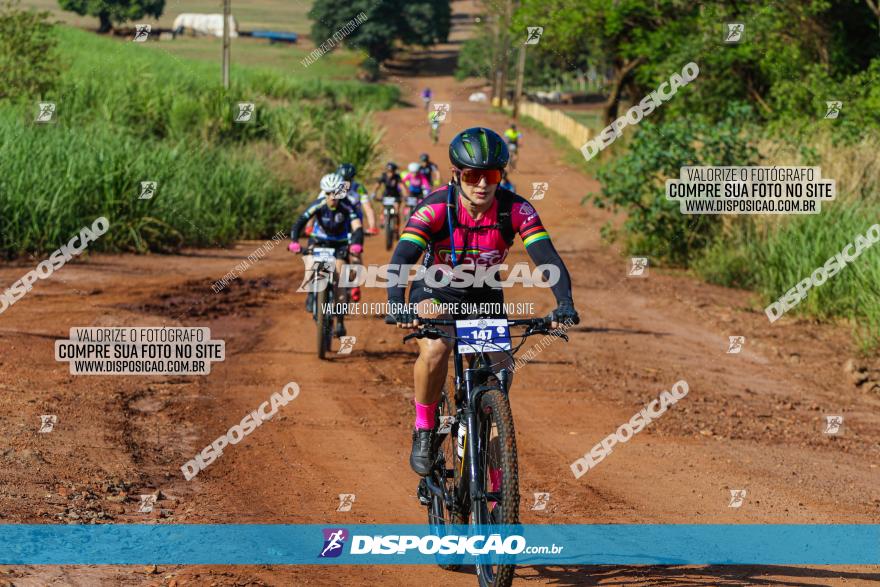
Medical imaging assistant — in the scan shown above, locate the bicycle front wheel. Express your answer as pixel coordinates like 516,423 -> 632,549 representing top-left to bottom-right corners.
428,385 -> 467,570
474,388 -> 519,587
315,285 -> 330,360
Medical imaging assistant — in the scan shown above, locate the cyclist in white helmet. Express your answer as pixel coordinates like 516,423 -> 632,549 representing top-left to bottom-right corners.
289,173 -> 363,330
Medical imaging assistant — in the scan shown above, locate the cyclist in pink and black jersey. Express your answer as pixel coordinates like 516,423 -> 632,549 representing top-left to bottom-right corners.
387,127 -> 579,475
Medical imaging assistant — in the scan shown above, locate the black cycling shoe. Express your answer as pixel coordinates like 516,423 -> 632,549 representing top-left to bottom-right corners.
306,292 -> 315,313
334,321 -> 346,338
410,428 -> 435,476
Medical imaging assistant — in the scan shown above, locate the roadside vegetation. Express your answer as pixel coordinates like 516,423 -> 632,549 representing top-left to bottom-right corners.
0,4 -> 395,256
460,0 -> 880,351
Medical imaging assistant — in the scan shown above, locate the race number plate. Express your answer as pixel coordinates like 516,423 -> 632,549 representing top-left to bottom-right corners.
407,196 -> 419,207
382,196 -> 397,206
455,319 -> 511,354
312,247 -> 336,263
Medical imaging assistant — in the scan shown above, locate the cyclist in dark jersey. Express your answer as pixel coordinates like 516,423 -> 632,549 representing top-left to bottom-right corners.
417,153 -> 440,188
290,173 -> 364,335
373,162 -> 407,221
387,127 -> 579,475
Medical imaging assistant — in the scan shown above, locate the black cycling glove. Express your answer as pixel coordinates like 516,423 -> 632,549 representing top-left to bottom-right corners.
552,300 -> 580,325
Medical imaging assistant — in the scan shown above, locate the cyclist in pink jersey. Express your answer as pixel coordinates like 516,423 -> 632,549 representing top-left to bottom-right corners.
387,127 -> 579,475
402,162 -> 431,198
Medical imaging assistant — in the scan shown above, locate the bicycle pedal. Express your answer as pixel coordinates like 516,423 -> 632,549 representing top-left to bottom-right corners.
417,478 -> 430,506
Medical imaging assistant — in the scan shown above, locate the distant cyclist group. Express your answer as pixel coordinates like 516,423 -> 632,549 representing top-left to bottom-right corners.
286,118 -> 530,342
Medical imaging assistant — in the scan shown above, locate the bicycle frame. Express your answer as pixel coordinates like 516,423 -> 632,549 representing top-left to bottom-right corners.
418,318 -> 551,521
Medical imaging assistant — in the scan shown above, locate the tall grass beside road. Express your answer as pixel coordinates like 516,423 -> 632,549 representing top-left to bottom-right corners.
695,203 -> 880,353
0,112 -> 290,254
0,25 -> 395,256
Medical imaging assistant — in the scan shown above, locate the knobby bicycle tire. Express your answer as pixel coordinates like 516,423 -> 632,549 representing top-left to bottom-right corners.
475,388 -> 519,587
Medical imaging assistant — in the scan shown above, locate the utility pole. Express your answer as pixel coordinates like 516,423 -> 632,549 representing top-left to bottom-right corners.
512,44 -> 526,118
497,0 -> 512,106
222,0 -> 231,89
490,4 -> 501,104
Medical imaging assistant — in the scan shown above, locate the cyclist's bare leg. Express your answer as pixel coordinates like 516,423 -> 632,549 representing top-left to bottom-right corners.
413,299 -> 453,408
334,258 -> 348,303
301,254 -> 315,288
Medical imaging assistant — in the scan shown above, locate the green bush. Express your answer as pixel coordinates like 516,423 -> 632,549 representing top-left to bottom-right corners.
0,1 -> 60,101
589,104 -> 759,266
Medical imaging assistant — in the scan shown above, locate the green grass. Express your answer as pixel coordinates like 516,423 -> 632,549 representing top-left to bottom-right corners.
0,25 -> 394,256
23,0 -> 313,35
144,35 -> 361,79
21,0 -> 363,79
695,203 -> 880,353
565,109 -> 603,130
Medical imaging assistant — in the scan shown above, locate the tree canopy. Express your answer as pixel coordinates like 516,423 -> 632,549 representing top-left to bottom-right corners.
58,0 -> 165,33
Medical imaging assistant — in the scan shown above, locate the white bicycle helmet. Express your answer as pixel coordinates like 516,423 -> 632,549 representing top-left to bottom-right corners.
320,173 -> 345,194
408,162 -> 420,173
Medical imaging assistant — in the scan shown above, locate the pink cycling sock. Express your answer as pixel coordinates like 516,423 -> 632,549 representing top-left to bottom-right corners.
414,400 -> 439,430
489,468 -> 503,492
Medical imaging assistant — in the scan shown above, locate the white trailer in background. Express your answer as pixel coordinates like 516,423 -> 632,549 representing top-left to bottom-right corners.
172,14 -> 238,38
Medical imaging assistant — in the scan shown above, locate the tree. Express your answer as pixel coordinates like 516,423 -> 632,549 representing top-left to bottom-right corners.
57,0 -> 165,33
514,0 -> 695,125
308,0 -> 451,79
0,1 -> 59,101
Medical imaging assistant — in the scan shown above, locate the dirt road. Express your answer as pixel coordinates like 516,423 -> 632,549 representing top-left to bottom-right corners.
1,1 -> 879,585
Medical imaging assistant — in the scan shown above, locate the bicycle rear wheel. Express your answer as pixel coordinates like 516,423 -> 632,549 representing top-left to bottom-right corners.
474,388 -> 519,587
384,211 -> 394,250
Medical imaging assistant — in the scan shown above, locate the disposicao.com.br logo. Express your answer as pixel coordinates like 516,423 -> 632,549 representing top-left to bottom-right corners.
318,528 -> 563,558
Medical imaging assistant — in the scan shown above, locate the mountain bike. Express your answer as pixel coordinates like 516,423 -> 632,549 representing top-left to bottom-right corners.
301,245 -> 348,360
401,190 -> 422,223
401,190 -> 428,224
381,196 -> 399,251
386,313 -> 568,586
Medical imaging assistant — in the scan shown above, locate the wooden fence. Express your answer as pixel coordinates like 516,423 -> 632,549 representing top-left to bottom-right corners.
496,99 -> 594,151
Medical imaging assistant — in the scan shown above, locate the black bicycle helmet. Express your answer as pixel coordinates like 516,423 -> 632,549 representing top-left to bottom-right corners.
336,163 -> 357,181
419,153 -> 429,163
386,162 -> 398,171
449,127 -> 509,170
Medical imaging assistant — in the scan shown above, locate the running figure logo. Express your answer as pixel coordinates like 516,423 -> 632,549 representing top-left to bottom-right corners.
725,23 -> 744,43
38,415 -> 57,433
337,493 -> 356,512
35,102 -> 56,123
133,24 -> 151,42
824,101 -> 843,119
728,489 -> 746,508
823,415 -> 843,434
531,182 -> 549,201
525,27 -> 543,45
431,103 -> 450,122
138,494 -> 157,513
727,336 -> 745,354
628,257 -> 648,277
319,528 -> 349,558
235,102 -> 255,123
337,336 -> 357,354
530,492 -> 550,511
437,415 -> 455,435
139,181 -> 157,200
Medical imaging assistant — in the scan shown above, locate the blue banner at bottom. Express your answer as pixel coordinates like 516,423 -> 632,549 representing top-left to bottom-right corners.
0,524 -> 877,565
